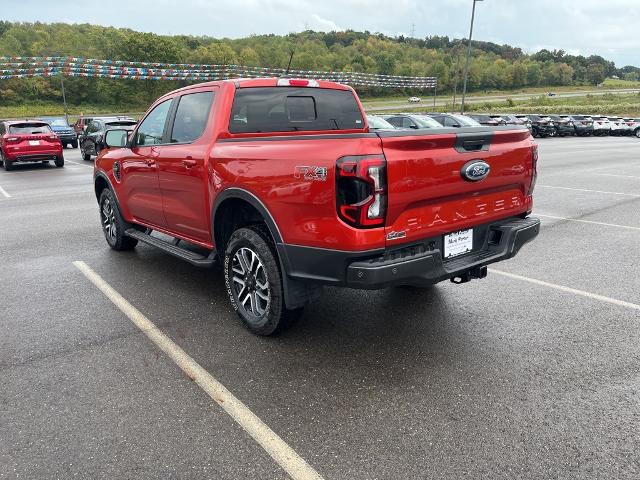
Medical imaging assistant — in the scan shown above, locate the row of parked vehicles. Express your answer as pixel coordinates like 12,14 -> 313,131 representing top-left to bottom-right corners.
0,115 -> 138,170
367,112 -> 640,139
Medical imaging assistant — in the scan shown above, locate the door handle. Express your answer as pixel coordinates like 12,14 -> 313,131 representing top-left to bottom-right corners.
145,159 -> 155,166
182,159 -> 197,168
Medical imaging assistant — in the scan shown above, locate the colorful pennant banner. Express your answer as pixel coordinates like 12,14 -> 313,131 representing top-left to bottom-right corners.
0,56 -> 437,89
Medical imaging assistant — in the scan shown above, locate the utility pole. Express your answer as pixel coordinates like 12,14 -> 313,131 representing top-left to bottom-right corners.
410,23 -> 415,39
460,0 -> 483,114
60,72 -> 69,125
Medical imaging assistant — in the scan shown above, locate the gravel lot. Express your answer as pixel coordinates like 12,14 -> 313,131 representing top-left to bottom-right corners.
1,136 -> 639,480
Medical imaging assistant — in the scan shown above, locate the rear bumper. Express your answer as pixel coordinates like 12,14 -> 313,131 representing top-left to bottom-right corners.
56,134 -> 77,143
279,216 -> 540,289
5,151 -> 63,162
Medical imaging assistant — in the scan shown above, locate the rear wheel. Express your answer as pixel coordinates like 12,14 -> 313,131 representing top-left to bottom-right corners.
224,226 -> 302,335
54,155 -> 64,168
98,189 -> 138,251
635,129 -> 640,138
1,151 -> 13,171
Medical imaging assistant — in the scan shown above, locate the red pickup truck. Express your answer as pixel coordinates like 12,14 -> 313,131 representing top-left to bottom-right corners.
95,78 -> 539,335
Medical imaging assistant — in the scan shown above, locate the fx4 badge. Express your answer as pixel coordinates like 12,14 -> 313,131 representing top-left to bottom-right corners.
294,165 -> 328,182
387,231 -> 407,241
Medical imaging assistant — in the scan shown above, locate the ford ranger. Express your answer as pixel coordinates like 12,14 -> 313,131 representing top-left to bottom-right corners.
94,78 -> 540,335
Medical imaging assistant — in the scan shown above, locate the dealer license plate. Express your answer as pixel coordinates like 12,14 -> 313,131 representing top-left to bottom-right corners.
444,229 -> 473,258
29,140 -> 40,146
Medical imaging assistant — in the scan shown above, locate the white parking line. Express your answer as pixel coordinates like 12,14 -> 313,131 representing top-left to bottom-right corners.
595,173 -> 640,180
536,185 -> 640,197
0,185 -> 11,198
537,213 -> 640,231
72,261 -> 324,480
65,159 -> 94,169
490,269 -> 640,312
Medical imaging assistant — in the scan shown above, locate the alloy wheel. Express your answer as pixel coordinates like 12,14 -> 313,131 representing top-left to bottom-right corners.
101,198 -> 116,242
231,247 -> 270,316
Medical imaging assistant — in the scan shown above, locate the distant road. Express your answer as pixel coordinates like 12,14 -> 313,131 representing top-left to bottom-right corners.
363,88 -> 640,112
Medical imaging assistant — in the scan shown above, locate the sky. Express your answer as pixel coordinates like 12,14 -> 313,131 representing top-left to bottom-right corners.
5,0 -> 640,67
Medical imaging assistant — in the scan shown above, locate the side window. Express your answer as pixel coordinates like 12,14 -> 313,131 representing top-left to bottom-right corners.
86,121 -> 99,134
170,91 -> 214,143
402,118 -> 416,128
387,117 -> 402,127
0,123 -> 5,135
135,99 -> 172,146
444,117 -> 458,127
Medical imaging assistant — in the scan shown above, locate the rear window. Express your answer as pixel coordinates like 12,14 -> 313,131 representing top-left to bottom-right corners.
9,123 -> 51,134
229,87 -> 363,133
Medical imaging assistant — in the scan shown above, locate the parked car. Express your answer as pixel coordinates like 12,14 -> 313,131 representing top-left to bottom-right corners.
625,118 -> 640,138
38,116 -> 77,148
0,120 -> 64,170
466,114 -> 506,126
382,114 -> 443,129
589,116 -> 611,136
425,113 -> 481,128
525,115 -> 556,138
566,115 -> 594,136
548,115 -> 575,137
79,117 -> 137,160
499,114 -> 532,133
94,77 -> 539,335
608,117 -> 631,136
408,96 -> 421,103
366,115 -> 397,131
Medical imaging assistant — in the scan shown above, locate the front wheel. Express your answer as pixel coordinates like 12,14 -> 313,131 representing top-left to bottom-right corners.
224,226 -> 302,335
98,189 -> 138,251
71,140 -> 78,149
81,144 -> 91,161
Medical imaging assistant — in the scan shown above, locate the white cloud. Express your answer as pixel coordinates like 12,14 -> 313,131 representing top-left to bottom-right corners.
309,14 -> 342,32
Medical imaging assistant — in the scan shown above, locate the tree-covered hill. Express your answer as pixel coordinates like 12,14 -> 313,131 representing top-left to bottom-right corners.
0,21 -> 637,111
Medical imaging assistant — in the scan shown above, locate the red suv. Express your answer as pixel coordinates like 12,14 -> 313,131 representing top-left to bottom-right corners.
0,121 -> 64,171
94,78 -> 539,335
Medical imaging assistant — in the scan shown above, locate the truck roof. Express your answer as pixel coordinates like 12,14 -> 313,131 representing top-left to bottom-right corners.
157,77 -> 352,100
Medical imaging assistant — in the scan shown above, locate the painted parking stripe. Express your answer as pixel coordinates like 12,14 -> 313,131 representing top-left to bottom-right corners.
65,159 -> 94,169
0,185 -> 11,198
490,269 -> 640,312
536,185 -> 640,197
537,213 -> 640,231
72,261 -> 324,480
595,173 -> 640,180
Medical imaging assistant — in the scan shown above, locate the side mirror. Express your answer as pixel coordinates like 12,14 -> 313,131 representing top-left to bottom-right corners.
104,129 -> 129,149
410,124 -> 419,129
452,123 -> 461,128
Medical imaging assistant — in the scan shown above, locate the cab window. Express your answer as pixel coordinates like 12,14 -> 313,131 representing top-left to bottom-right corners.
170,91 -> 214,143
135,99 -> 172,146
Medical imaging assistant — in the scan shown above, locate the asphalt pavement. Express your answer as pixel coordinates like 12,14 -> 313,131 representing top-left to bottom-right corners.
1,137 -> 639,479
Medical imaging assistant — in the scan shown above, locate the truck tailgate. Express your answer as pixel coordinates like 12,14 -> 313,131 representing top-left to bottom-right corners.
378,127 -> 535,246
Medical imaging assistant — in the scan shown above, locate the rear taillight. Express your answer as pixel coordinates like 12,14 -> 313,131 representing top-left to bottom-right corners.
336,155 -> 387,228
5,137 -> 19,143
528,144 -> 538,196
48,135 -> 58,141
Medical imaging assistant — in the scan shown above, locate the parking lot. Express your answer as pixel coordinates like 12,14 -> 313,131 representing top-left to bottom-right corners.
1,136 -> 639,479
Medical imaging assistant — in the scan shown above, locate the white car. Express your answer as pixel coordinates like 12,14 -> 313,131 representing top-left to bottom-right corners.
408,96 -> 421,103
590,116 -> 611,136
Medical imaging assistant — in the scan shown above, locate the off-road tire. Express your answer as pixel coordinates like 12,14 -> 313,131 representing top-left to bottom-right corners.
224,225 -> 302,335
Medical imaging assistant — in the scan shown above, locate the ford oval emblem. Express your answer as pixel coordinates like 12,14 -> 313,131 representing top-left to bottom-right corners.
461,160 -> 490,182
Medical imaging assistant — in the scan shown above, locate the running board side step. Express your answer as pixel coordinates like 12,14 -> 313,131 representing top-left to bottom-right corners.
124,229 -> 217,267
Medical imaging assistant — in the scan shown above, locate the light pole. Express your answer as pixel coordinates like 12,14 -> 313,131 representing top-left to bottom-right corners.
460,0 -> 483,114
